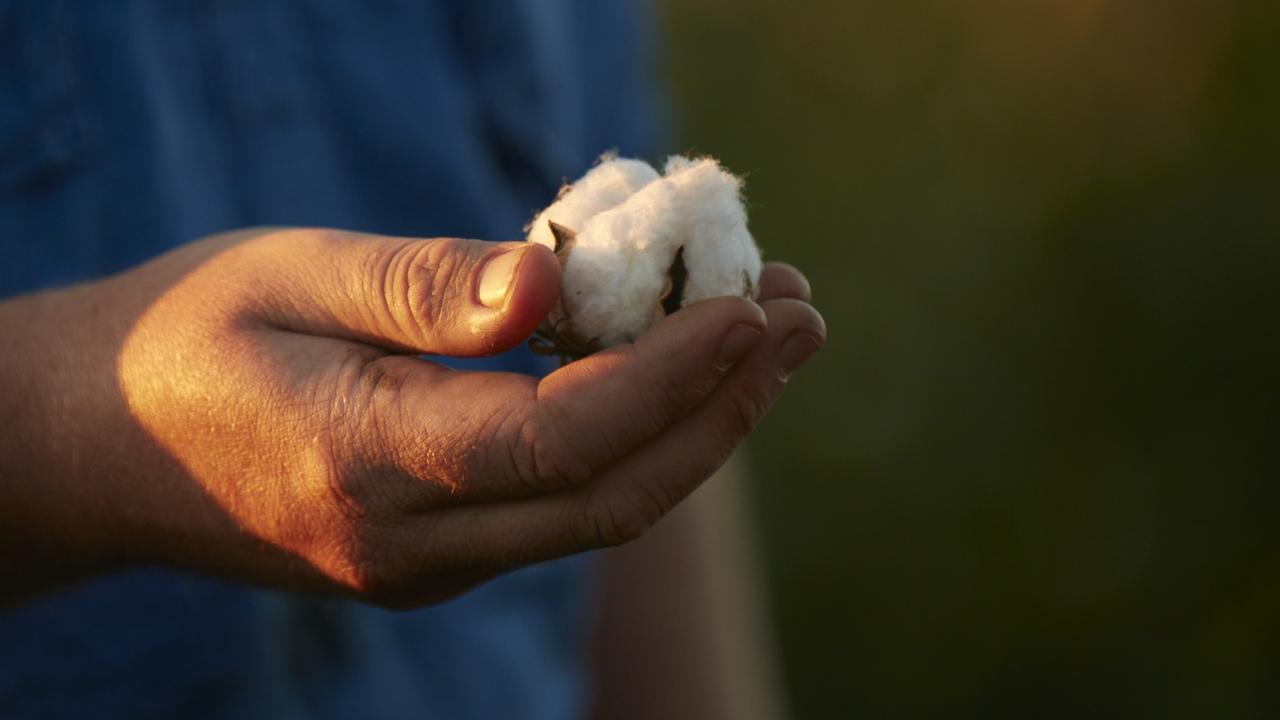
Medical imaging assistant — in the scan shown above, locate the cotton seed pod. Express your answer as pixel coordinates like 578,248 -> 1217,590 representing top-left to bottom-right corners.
527,154 -> 762,361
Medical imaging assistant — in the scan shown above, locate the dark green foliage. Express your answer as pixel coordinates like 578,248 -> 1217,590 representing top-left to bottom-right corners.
664,2 -> 1280,716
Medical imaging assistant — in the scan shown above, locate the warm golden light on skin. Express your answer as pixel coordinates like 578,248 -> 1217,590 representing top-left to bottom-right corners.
112,233 -> 346,588
93,226 -> 819,608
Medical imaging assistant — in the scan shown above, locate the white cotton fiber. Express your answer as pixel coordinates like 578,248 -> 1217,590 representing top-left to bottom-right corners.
662,156 -> 761,306
527,156 -> 660,252
526,154 -> 761,357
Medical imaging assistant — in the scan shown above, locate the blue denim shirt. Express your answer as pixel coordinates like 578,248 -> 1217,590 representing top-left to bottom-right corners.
0,2 -> 661,717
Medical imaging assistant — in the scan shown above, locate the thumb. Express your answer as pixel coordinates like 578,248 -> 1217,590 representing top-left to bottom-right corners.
245,228 -> 561,357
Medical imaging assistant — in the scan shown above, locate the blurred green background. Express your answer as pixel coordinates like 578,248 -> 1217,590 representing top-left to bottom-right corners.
661,1 -> 1280,716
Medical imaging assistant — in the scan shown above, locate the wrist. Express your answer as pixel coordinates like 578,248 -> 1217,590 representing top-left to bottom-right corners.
0,282 -> 132,598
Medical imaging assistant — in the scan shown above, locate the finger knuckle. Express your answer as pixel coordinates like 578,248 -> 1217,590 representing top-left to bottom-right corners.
727,381 -> 774,438
509,414 -> 592,493
355,359 -> 409,455
337,553 -> 395,598
315,353 -> 409,507
580,486 -> 665,548
407,239 -> 468,335
323,528 -> 419,608
637,367 -> 716,436
364,239 -> 460,346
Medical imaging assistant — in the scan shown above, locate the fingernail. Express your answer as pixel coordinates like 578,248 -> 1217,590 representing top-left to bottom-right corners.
717,323 -> 763,370
778,332 -> 823,377
478,249 -> 524,308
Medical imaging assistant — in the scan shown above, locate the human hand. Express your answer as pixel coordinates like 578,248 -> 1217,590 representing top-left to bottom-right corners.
0,228 -> 825,607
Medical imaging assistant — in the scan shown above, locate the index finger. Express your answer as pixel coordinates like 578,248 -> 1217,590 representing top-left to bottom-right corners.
371,295 -> 767,503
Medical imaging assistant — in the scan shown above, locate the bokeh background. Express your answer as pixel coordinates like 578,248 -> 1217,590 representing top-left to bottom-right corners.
661,1 -> 1280,716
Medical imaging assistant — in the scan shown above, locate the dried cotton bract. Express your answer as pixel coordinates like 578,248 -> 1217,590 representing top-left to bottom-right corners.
527,154 -> 761,360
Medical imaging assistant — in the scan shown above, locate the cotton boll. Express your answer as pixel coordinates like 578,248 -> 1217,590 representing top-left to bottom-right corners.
662,156 -> 760,304
528,154 -> 761,360
559,178 -> 683,347
526,155 -> 660,252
